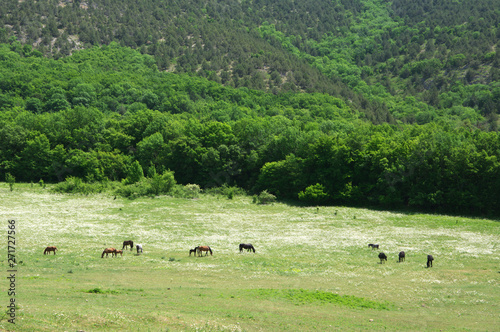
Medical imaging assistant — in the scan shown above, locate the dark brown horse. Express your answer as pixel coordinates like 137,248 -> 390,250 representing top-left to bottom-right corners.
239,243 -> 255,253
122,240 -> 134,250
101,248 -> 117,258
197,246 -> 212,256
378,252 -> 387,264
368,243 -> 379,250
399,251 -> 405,262
189,247 -> 198,256
44,246 -> 57,255
427,255 -> 434,268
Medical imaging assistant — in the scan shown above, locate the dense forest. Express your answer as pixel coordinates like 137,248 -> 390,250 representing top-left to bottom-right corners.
0,0 -> 499,215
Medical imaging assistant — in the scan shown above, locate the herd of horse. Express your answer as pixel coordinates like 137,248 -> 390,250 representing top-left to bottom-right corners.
43,241 -> 434,266
372,244 -> 434,267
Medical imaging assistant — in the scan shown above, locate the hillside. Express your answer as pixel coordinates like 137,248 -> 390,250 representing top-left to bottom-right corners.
0,44 -> 499,215
1,0 -> 499,125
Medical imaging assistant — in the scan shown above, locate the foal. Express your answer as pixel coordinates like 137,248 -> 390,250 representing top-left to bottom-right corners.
136,244 -> 143,254
368,243 -> 379,250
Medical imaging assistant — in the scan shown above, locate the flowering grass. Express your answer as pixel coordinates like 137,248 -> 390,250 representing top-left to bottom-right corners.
0,183 -> 499,331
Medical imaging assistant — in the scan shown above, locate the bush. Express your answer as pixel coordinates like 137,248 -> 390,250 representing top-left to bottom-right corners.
298,183 -> 329,204
51,176 -> 109,194
254,190 -> 276,204
172,183 -> 201,199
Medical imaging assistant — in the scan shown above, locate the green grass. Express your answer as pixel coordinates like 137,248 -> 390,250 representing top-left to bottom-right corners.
0,183 -> 499,331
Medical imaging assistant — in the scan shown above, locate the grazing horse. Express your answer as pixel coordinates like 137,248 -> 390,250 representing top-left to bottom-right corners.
197,246 -> 213,256
115,249 -> 123,257
368,243 -> 379,250
189,247 -> 199,256
399,251 -> 406,262
136,244 -> 143,254
239,243 -> 256,253
44,246 -> 57,255
122,240 -> 134,250
378,252 -> 387,264
101,248 -> 117,258
427,255 -> 434,268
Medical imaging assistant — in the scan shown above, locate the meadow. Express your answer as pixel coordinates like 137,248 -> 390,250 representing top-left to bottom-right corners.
0,183 -> 499,331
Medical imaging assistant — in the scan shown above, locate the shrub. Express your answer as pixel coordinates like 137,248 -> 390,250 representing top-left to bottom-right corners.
6,173 -> 15,191
51,176 -> 108,195
254,190 -> 276,204
298,183 -> 329,204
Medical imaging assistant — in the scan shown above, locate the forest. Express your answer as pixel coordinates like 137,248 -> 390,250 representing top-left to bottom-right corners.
0,0 -> 499,215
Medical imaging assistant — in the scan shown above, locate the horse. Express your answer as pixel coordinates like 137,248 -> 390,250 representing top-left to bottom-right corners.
197,246 -> 212,256
122,240 -> 134,250
239,243 -> 255,253
44,246 -> 57,255
399,251 -> 405,262
378,252 -> 387,264
101,248 -> 117,258
189,247 -> 199,256
136,244 -> 143,254
368,243 -> 379,250
427,255 -> 434,268
115,249 -> 123,257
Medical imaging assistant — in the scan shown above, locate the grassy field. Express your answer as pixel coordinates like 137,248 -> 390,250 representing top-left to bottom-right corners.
0,183 -> 499,331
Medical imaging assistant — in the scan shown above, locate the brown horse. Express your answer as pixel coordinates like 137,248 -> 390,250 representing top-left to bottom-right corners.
101,248 -> 117,258
122,240 -> 134,250
44,246 -> 57,255
115,249 -> 123,257
197,246 -> 213,256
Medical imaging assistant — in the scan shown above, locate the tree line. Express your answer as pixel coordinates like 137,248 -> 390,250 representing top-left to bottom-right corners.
0,43 -> 499,215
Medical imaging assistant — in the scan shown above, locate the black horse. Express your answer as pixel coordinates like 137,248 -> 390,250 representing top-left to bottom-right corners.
239,243 -> 255,253
378,252 -> 387,264
427,255 -> 434,267
399,251 -> 405,262
368,243 -> 379,250
189,247 -> 199,256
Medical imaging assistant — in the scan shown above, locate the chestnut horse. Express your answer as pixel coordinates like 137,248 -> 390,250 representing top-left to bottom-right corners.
44,246 -> 57,255
197,246 -> 212,256
101,248 -> 117,258
115,249 -> 123,257
122,240 -> 134,250
239,243 -> 255,253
